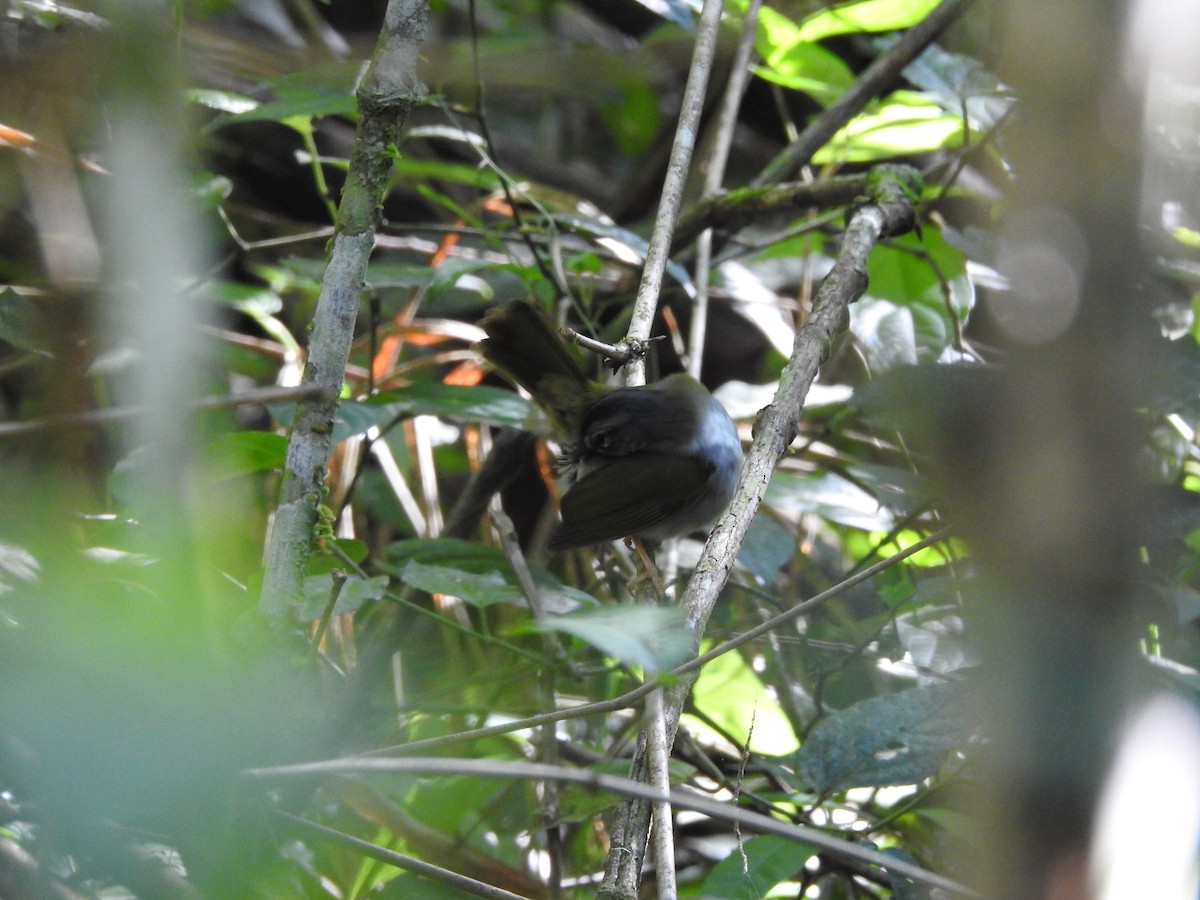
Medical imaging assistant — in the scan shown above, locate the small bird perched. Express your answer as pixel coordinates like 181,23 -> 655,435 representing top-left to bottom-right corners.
478,300 -> 743,550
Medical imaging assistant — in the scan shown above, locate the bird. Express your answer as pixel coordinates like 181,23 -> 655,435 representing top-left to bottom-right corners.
477,300 -> 743,550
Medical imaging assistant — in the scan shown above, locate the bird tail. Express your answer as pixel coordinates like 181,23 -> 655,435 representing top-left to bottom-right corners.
478,301 -> 589,398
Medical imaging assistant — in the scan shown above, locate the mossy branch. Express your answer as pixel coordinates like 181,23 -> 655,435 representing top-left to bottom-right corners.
260,0 -> 429,624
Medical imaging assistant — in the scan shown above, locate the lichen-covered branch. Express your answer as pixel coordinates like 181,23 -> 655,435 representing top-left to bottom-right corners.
260,0 -> 429,623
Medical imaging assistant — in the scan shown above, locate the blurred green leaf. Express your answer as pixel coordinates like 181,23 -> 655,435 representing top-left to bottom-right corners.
598,79 -> 661,154
537,604 -> 693,671
297,572 -> 388,619
797,683 -> 964,791
738,512 -> 796,582
0,288 -> 50,353
200,431 -> 288,481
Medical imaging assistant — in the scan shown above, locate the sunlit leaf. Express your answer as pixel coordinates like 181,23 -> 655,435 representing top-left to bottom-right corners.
690,650 -> 799,754
755,7 -> 855,105
814,91 -> 965,163
797,0 -> 942,43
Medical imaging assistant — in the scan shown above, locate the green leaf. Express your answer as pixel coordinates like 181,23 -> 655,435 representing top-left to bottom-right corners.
389,155 -> 503,192
755,8 -> 855,105
271,384 -> 542,445
797,683 -> 964,792
851,227 -> 973,366
814,91 -> 964,163
340,384 -> 541,439
0,288 -> 50,353
537,604 -> 693,672
296,572 -> 388,620
767,469 -> 895,531
200,432 -> 288,481
797,0 -> 942,43
211,280 -> 300,353
701,834 -> 815,899
211,69 -> 359,126
401,560 -> 521,609
690,650 -> 799,754
738,512 -> 796,582
387,538 -> 595,613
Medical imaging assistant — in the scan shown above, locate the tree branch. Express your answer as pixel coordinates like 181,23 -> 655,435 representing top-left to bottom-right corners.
672,174 -> 869,252
624,0 -> 727,385
598,165 -> 923,899
259,0 -> 429,623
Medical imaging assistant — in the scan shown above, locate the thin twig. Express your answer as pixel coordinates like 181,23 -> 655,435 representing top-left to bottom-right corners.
689,0 -> 763,379
0,383 -> 338,439
273,810 -> 532,900
624,0 -> 728,385
250,757 -> 977,897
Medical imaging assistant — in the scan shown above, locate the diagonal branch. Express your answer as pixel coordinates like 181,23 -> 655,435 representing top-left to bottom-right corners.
259,0 -> 429,622
598,164 -> 924,899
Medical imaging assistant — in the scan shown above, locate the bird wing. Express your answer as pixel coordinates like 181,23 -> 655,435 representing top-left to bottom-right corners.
548,454 -> 710,550
580,384 -> 692,455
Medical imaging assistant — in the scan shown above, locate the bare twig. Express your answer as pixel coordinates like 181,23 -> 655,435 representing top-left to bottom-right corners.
625,0 -> 728,385
0,383 -> 338,439
690,0 -> 763,379
673,174 -> 869,252
250,757 -> 977,897
273,811 -> 532,900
